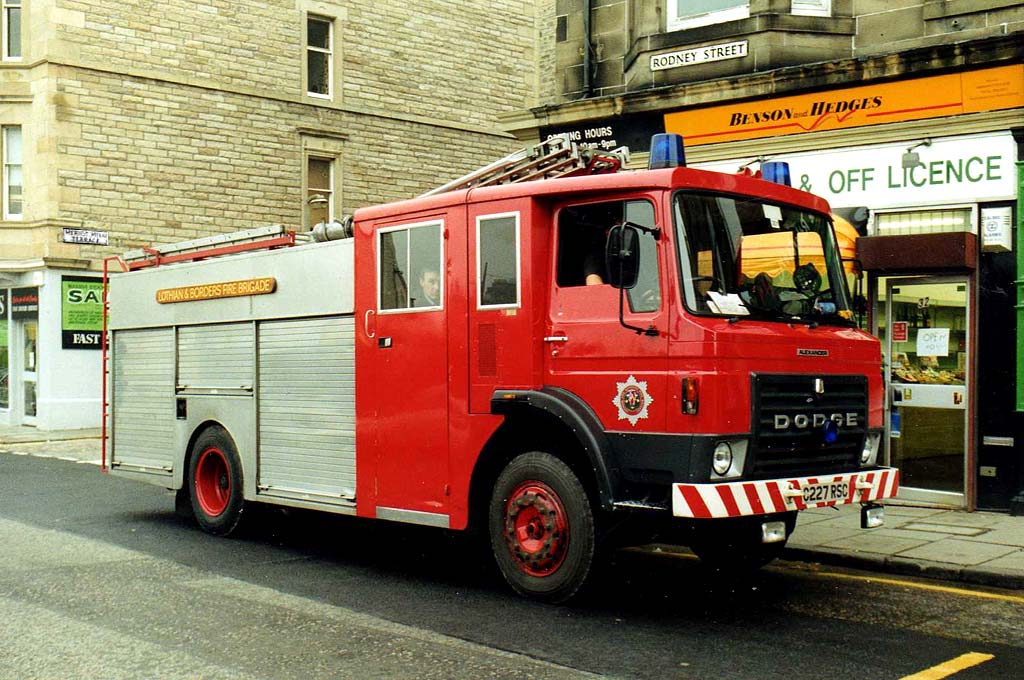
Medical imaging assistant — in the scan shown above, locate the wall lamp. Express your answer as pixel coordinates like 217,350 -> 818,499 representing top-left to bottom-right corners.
901,139 -> 932,170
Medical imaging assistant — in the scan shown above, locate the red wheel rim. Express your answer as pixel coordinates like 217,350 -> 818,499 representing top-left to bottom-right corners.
503,480 -> 569,577
194,446 -> 230,517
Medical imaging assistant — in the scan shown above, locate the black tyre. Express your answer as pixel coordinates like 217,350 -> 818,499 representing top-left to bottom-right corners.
187,426 -> 246,537
489,452 -> 595,603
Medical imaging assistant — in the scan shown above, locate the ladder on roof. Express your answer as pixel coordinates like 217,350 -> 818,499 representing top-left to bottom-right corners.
421,134 -> 630,197
120,224 -> 298,270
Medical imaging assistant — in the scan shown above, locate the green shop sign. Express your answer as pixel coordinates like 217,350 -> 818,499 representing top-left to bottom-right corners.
62,276 -> 104,350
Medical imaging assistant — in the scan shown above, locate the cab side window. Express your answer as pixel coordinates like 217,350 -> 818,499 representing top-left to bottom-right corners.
477,212 -> 520,309
378,220 -> 443,311
556,199 -> 660,312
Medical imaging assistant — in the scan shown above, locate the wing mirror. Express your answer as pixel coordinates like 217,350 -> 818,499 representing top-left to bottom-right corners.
605,224 -> 641,289
606,223 -> 659,337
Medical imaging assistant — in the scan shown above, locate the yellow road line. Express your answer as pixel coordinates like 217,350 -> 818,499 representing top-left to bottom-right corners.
899,652 -> 994,680
792,568 -> 1024,605
629,546 -> 1024,604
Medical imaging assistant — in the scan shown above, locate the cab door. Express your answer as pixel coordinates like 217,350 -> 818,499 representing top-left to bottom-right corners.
544,198 -> 670,432
357,215 -> 451,527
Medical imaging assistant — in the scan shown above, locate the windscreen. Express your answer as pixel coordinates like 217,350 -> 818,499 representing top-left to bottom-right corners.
674,191 -> 853,325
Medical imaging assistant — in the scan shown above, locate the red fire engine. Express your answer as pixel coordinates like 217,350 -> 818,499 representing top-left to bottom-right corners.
104,134 -> 898,602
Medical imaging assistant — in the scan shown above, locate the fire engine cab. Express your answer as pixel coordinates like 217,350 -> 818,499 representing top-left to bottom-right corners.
104,134 -> 898,602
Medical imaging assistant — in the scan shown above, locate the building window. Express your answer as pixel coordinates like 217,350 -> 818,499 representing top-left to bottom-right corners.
306,156 -> 334,228
792,0 -> 831,17
477,213 -> 520,309
307,16 -> 333,98
3,125 -> 22,220
2,0 -> 20,61
378,220 -> 443,312
666,0 -> 748,32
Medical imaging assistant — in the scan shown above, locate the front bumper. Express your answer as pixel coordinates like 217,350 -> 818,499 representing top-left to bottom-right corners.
671,467 -> 900,519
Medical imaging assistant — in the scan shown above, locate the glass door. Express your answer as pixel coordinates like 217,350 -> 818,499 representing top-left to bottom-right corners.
21,319 -> 36,425
876,276 -> 969,507
0,302 -> 8,411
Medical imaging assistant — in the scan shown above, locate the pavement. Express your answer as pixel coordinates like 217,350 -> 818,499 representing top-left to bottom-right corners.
2,424 -> 1022,591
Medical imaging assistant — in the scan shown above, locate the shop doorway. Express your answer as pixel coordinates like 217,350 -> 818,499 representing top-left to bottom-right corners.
876,276 -> 969,507
18,319 -> 37,425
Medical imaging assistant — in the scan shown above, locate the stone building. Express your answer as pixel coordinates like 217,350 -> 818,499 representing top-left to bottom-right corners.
505,0 -> 1024,512
1,1 -> 540,430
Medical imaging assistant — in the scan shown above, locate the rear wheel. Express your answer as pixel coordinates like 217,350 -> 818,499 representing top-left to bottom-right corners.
188,427 -> 246,536
489,452 -> 595,603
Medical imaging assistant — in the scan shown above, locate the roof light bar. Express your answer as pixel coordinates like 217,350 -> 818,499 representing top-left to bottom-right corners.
760,161 -> 792,187
649,133 -> 686,169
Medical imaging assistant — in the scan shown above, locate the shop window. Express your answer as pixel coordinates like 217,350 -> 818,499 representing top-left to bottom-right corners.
306,156 -> 334,228
2,0 -> 20,61
306,15 -> 333,98
874,208 -> 973,236
477,213 -> 520,309
378,220 -> 443,311
2,125 -> 21,220
666,0 -> 748,31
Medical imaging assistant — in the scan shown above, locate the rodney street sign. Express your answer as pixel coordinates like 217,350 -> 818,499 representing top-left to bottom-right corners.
650,41 -> 748,71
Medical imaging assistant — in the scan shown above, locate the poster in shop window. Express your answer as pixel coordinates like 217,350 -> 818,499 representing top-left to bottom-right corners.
61,276 -> 104,350
11,287 -> 38,319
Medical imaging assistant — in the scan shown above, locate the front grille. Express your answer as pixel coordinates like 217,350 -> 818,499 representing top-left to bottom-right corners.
749,373 -> 867,478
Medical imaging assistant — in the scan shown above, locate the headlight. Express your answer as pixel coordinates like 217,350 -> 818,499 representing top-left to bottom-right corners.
860,432 -> 881,465
712,442 -> 733,475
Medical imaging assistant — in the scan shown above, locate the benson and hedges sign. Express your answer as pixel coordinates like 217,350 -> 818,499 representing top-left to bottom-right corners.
665,64 -> 1024,145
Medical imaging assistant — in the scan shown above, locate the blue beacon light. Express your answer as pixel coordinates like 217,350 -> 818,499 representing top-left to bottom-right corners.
821,419 -> 839,445
760,160 -> 792,187
649,133 -> 686,169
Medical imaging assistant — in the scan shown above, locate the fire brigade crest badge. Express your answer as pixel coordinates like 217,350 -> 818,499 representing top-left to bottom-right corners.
613,375 -> 652,426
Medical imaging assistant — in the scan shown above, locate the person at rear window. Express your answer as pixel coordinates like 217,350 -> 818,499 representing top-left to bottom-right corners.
413,269 -> 440,307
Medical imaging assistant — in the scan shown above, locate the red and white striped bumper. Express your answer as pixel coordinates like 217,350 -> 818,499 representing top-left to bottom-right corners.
671,468 -> 900,519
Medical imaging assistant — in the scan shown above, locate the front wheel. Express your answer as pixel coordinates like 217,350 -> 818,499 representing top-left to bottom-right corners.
489,452 -> 596,603
188,426 -> 246,537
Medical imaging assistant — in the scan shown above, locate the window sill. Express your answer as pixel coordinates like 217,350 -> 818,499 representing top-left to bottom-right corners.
626,14 -> 854,72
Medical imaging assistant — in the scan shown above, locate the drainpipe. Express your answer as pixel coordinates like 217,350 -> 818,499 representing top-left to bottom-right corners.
1014,155 -> 1024,515
582,0 -> 593,98
1016,157 -> 1024,412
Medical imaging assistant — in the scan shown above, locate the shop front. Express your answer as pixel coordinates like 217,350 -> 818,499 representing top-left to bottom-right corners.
508,34 -> 1024,509
0,267 -> 103,431
698,130 -> 1018,509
